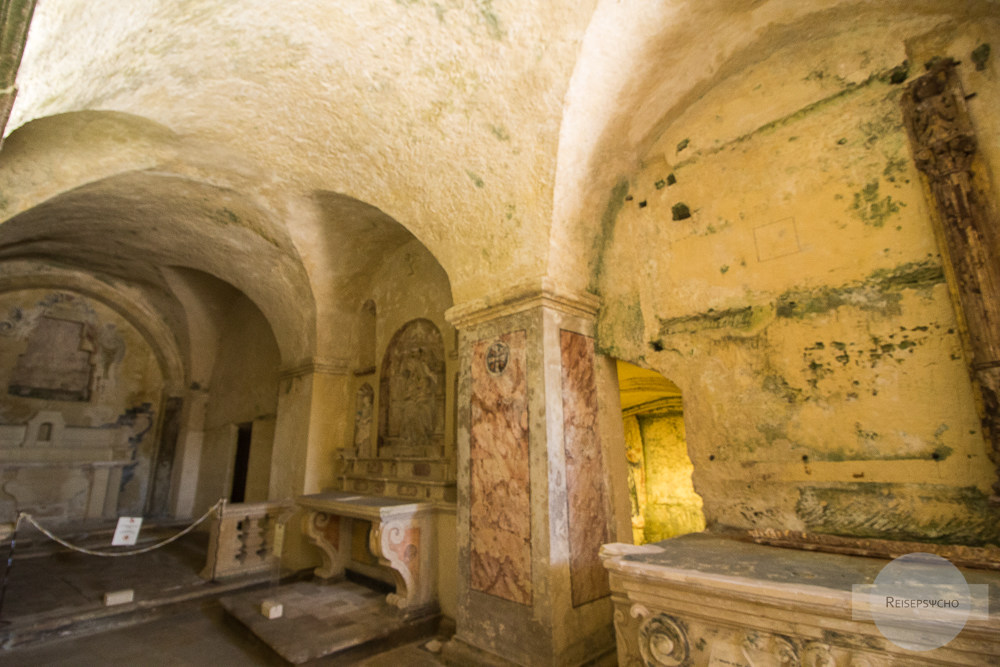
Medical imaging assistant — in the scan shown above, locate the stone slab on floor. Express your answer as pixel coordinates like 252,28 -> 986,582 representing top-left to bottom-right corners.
220,579 -> 438,664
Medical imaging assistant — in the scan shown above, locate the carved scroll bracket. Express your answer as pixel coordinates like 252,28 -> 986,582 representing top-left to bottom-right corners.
296,491 -> 438,617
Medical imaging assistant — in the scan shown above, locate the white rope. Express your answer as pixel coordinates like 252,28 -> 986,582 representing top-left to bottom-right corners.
18,499 -> 225,558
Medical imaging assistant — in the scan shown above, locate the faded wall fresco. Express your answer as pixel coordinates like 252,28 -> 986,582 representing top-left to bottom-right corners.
0,290 -> 163,522
595,28 -> 1000,545
469,330 -> 531,605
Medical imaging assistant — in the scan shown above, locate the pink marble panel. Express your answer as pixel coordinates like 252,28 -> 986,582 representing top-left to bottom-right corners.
469,330 -> 532,605
560,330 -> 611,606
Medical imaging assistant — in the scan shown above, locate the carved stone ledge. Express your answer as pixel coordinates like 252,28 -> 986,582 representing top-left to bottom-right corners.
602,534 -> 1000,666
445,278 -> 600,330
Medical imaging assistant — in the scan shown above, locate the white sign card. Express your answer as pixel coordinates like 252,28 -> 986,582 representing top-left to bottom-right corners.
112,516 -> 143,546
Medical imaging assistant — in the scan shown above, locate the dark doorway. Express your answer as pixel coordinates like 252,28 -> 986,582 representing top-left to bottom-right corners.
230,422 -> 253,503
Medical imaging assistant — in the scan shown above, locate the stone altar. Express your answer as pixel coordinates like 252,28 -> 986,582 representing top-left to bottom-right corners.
297,490 -> 437,617
602,534 -> 1000,666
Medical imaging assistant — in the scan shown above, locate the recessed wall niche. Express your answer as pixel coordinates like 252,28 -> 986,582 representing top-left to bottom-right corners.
377,318 -> 446,459
0,290 -> 164,522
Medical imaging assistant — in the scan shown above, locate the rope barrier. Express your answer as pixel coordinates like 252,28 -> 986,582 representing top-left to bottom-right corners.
15,499 -> 226,558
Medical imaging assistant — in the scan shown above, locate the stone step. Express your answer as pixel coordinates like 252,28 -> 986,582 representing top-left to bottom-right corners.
342,457 -> 454,483
220,580 -> 444,664
340,475 -> 457,503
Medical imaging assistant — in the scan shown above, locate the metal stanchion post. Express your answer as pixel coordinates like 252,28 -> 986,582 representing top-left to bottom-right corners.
0,514 -> 22,625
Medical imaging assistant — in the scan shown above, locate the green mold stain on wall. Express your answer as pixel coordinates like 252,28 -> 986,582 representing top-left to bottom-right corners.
596,292 -> 644,360
796,484 -> 1000,545
475,0 -> 504,40
658,305 -> 770,337
588,179 -> 630,294
465,169 -> 485,188
850,179 -> 902,227
777,260 -> 943,319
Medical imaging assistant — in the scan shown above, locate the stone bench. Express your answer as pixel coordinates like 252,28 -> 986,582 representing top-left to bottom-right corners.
296,491 -> 436,617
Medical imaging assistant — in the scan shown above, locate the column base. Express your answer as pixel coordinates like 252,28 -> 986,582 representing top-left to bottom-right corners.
441,633 -> 617,667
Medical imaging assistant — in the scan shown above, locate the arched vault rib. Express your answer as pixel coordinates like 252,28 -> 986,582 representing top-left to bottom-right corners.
0,170 -> 316,365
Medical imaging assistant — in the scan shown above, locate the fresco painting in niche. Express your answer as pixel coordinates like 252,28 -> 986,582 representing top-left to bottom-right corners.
378,319 -> 445,459
0,290 -> 163,522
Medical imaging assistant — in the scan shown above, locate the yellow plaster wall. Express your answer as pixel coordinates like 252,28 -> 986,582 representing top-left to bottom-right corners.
637,414 -> 705,543
596,20 -> 1000,546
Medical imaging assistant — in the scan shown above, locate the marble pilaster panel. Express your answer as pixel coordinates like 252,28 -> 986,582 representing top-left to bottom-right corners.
559,329 -> 611,607
469,330 -> 532,605
444,284 -> 629,666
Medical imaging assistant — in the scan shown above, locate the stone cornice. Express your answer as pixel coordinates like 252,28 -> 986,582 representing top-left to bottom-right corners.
445,278 -> 600,329
279,357 -> 351,380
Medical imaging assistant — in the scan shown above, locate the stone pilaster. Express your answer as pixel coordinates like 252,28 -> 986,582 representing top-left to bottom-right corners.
271,357 -> 353,572
443,284 -> 629,666
270,357 -> 352,499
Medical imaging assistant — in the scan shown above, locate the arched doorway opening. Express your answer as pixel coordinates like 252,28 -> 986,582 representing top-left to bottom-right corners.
616,359 -> 704,545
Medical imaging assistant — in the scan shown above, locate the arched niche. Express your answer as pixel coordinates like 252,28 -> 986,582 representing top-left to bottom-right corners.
616,360 -> 704,544
377,319 -> 446,459
357,300 -> 377,373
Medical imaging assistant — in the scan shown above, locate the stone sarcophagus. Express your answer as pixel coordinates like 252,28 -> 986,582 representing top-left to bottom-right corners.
602,534 -> 1000,666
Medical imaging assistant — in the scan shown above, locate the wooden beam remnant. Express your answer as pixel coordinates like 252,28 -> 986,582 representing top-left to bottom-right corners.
902,58 -> 1000,502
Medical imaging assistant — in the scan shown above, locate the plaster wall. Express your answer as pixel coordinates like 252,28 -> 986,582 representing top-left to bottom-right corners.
596,20 -> 999,546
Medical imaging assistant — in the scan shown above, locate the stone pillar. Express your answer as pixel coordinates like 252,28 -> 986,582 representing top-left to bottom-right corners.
902,59 -> 1000,501
169,387 -> 210,519
443,286 -> 630,667
269,358 -> 352,571
269,358 -> 352,499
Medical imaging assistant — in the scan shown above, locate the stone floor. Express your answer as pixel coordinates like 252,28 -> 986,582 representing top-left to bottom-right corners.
220,580 -> 442,664
0,525 -> 448,665
0,597 -> 448,666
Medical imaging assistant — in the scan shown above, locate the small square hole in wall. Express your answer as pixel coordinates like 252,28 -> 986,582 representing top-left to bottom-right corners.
754,217 -> 802,262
